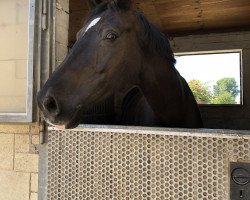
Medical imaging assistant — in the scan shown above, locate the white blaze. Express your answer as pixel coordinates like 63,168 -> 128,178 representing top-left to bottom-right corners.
85,17 -> 101,33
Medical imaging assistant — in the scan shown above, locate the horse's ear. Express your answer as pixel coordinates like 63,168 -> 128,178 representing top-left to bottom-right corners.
115,0 -> 131,10
87,0 -> 106,10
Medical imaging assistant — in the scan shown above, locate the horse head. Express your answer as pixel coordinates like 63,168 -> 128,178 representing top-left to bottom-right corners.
37,0 -> 144,128
38,0 -> 203,129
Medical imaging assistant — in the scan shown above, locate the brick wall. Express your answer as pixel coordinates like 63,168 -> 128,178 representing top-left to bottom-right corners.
0,124 -> 39,200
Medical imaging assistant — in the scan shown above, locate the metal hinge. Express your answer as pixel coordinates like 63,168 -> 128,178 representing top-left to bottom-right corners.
39,117 -> 47,144
42,0 -> 48,30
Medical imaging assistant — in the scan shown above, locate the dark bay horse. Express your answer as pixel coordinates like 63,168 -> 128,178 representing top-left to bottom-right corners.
37,0 -> 203,129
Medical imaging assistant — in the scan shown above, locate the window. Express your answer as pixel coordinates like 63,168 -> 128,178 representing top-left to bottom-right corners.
0,0 -> 34,122
175,51 -> 242,105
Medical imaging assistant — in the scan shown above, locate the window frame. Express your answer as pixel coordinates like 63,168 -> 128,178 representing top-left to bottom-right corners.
0,0 -> 35,122
174,49 -> 243,106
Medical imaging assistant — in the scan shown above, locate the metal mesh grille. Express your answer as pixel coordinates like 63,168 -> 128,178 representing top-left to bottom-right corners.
47,127 -> 250,200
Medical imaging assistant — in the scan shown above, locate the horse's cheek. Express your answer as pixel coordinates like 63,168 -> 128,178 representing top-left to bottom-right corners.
94,49 -> 109,73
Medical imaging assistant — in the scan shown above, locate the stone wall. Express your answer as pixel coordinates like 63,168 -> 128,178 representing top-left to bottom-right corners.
55,0 -> 69,68
0,124 -> 39,200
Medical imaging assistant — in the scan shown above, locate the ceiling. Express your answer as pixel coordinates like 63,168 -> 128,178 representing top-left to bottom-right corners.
69,0 -> 250,44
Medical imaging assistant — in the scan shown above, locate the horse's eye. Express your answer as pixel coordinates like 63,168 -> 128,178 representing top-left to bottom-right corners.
105,32 -> 117,41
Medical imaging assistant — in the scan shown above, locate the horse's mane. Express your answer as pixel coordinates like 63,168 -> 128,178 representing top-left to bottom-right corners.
89,2 -> 176,67
135,12 -> 176,67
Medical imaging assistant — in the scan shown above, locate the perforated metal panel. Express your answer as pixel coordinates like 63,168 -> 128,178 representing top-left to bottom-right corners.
46,126 -> 250,200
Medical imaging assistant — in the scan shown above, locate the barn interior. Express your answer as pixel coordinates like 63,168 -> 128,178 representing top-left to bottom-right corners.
55,0 -> 250,130
68,0 -> 250,43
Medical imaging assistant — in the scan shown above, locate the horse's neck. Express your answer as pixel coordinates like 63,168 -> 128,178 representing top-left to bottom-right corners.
120,87 -> 160,126
139,57 -> 203,128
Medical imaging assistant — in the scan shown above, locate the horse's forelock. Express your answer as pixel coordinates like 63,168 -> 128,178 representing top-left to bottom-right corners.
89,0 -> 130,19
89,2 -> 109,18
113,0 -> 131,10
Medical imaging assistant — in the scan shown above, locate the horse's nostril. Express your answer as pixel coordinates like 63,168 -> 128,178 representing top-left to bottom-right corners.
43,96 -> 60,116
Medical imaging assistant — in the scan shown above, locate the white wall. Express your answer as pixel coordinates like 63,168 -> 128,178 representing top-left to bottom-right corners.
0,0 -> 29,113
171,31 -> 250,130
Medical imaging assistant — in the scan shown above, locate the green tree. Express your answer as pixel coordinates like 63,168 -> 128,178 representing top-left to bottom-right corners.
213,78 -> 239,98
211,91 -> 236,104
188,80 -> 212,104
212,78 -> 239,104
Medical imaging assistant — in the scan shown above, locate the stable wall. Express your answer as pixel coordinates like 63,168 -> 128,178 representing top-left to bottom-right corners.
171,31 -> 250,130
